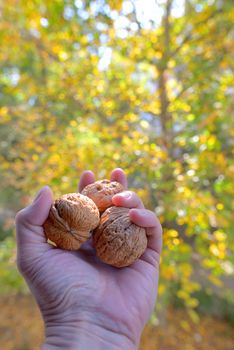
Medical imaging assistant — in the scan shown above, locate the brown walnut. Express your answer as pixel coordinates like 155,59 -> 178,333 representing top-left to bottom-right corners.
81,179 -> 124,212
43,193 -> 100,250
93,206 -> 147,267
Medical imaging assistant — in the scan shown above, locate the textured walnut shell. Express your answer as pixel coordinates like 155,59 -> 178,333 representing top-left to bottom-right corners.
43,193 -> 100,250
93,206 -> 147,267
81,180 -> 124,212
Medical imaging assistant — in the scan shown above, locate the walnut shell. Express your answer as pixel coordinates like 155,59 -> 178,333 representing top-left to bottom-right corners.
93,206 -> 147,267
81,179 -> 124,212
43,193 -> 100,250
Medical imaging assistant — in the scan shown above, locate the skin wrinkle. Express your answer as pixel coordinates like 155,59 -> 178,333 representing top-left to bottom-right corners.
16,221 -> 46,245
17,243 -> 51,276
16,210 -> 42,229
26,254 -> 91,310
42,288 -> 137,344
40,287 -> 93,325
78,324 -> 136,348
80,306 -> 137,346
117,267 -> 152,336
79,274 -> 137,333
41,284 -> 84,316
139,248 -> 160,268
100,280 -> 139,339
45,323 -> 136,350
34,253 -> 101,314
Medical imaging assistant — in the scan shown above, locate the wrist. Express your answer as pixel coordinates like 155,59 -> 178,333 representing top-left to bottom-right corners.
42,323 -> 138,350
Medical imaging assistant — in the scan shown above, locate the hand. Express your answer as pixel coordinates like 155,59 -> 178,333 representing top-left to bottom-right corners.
16,168 -> 162,350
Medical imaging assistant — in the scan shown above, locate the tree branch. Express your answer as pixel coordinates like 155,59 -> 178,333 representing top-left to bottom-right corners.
130,0 -> 142,30
171,8 -> 223,58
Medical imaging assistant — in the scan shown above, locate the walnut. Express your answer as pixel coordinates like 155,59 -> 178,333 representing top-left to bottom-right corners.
43,193 -> 100,250
81,179 -> 124,212
93,206 -> 147,267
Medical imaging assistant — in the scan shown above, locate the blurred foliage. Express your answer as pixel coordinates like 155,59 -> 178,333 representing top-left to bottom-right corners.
0,237 -> 27,294
0,0 -> 234,320
194,289 -> 234,325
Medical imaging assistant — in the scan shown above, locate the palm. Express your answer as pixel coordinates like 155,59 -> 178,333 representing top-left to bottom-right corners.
33,241 -> 158,339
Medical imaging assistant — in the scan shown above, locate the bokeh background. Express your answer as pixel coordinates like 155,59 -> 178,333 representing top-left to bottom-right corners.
0,0 -> 234,349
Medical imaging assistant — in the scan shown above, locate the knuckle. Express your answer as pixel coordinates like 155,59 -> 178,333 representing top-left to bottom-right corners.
157,221 -> 163,235
151,212 -> 163,234
128,191 -> 135,199
15,209 -> 25,225
123,190 -> 133,196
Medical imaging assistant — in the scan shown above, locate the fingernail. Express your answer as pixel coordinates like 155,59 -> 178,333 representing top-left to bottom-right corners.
116,191 -> 132,199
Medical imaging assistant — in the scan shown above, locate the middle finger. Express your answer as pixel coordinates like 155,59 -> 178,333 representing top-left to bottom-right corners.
112,191 -> 144,209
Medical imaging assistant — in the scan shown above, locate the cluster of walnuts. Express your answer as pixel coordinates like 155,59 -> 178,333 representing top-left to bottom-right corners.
43,180 -> 147,267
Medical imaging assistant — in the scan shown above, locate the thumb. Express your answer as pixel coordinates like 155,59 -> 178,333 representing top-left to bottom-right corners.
16,186 -> 53,248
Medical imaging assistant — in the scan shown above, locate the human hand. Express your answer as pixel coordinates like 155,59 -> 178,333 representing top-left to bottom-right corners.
16,168 -> 162,350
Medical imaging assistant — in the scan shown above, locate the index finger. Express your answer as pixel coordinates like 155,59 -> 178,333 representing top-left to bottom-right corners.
129,208 -> 163,255
129,208 -> 163,268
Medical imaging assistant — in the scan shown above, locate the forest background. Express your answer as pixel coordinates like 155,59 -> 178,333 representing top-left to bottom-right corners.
0,0 -> 234,349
